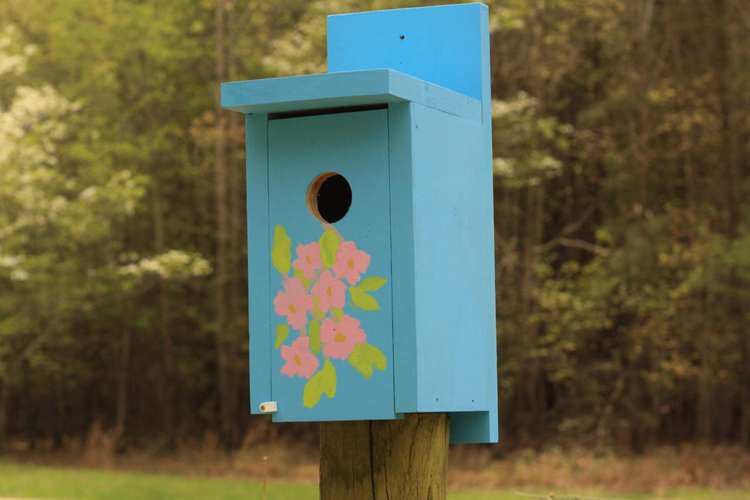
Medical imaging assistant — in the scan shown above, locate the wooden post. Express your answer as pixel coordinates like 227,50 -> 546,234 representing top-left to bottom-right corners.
320,413 -> 449,500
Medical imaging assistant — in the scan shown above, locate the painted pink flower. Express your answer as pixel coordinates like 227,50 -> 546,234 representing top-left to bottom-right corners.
280,336 -> 319,379
273,277 -> 312,330
311,270 -> 346,313
320,315 -> 366,359
293,242 -> 321,280
333,241 -> 371,285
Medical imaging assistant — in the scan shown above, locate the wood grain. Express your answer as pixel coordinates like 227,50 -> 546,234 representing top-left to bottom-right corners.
320,413 -> 449,500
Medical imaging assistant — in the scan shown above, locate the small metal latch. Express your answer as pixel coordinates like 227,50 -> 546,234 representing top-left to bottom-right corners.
259,401 -> 278,413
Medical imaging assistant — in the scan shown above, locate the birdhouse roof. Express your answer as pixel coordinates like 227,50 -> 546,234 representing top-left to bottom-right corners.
220,69 -> 480,120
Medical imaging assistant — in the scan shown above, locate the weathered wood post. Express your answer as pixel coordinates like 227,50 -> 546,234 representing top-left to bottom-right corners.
221,4 -> 497,499
320,414 -> 449,499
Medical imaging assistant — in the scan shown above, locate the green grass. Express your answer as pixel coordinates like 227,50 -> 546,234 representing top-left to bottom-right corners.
449,489 -> 750,500
0,462 -> 748,500
0,463 -> 313,500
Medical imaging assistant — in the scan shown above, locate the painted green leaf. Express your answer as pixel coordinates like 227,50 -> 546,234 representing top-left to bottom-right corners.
309,319 -> 321,354
331,308 -> 344,319
313,308 -> 325,321
271,225 -> 292,275
293,267 -> 311,289
349,287 -> 380,311
319,229 -> 341,269
348,343 -> 388,379
303,359 -> 336,408
311,297 -> 325,320
357,276 -> 387,292
274,324 -> 289,349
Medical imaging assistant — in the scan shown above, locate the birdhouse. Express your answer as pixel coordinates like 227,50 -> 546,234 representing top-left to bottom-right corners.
221,3 -> 498,443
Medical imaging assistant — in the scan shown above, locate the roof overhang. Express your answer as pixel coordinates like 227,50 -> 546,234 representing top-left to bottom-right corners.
220,68 -> 480,121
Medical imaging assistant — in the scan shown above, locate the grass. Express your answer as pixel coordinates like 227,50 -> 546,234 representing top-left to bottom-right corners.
1,462 -> 749,500
0,463 -> 314,500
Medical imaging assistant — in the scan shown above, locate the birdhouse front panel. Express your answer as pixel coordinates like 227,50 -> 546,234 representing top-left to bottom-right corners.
266,109 -> 397,422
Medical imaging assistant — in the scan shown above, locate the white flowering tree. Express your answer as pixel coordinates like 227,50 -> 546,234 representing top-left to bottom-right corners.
0,24 -> 210,446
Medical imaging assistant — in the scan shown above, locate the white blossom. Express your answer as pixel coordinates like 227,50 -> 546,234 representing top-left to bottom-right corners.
121,250 -> 212,280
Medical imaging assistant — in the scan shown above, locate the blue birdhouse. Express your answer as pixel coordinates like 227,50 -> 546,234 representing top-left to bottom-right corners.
221,3 -> 498,444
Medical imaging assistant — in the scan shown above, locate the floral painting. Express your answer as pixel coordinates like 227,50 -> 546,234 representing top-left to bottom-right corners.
271,225 -> 388,408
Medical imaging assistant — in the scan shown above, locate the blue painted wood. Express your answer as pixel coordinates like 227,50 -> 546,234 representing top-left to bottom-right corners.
336,99 -> 499,443
387,102 -> 418,413
328,3 -> 498,443
410,102 -> 489,414
245,113 -> 272,413
328,3 -> 486,101
267,110 -> 396,422
447,3 -> 498,444
409,101 -> 497,444
221,69 -> 480,121
225,2 -> 498,443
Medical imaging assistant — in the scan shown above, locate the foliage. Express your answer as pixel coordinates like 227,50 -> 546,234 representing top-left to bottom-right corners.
490,0 -> 750,450
0,0 -> 748,453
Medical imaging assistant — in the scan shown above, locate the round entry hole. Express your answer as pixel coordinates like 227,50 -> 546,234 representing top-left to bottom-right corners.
306,172 -> 352,224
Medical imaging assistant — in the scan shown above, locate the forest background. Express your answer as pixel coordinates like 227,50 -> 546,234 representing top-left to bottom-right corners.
1,0 -> 749,467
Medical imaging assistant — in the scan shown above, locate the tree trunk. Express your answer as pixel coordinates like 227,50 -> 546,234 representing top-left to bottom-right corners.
21,358 -> 37,450
152,177 -> 175,449
741,332 -> 750,447
319,413 -> 449,500
114,299 -> 132,450
715,0 -> 738,237
0,379 -> 7,450
214,0 -> 235,448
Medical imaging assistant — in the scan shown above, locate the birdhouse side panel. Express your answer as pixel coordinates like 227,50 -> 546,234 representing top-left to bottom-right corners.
410,103 -> 496,414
